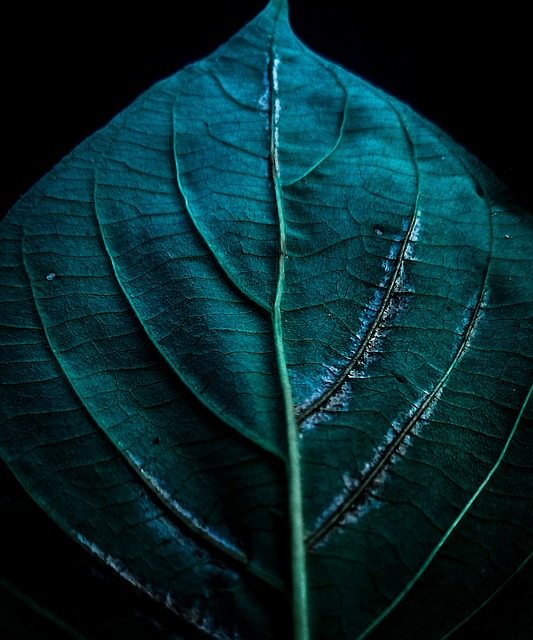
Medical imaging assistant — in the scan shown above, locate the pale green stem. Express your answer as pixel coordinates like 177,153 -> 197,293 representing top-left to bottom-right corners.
269,37 -> 309,640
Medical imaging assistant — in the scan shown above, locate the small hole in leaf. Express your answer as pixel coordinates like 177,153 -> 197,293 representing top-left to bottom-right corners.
153,437 -> 160,445
373,225 -> 384,236
46,272 -> 56,281
395,375 -> 407,384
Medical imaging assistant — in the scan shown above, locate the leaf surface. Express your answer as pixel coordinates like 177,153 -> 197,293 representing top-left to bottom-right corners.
1,1 -> 532,638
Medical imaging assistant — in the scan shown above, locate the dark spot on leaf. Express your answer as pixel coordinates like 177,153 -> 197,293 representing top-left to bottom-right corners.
395,374 -> 407,384
475,184 -> 484,197
153,437 -> 160,445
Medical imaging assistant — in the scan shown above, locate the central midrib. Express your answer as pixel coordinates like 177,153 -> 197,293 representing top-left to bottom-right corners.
267,20 -> 310,640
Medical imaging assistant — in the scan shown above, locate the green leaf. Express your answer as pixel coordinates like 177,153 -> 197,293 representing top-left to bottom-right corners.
1,1 -> 532,638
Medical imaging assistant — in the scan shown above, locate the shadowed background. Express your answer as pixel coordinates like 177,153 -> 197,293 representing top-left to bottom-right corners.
3,0 -> 531,216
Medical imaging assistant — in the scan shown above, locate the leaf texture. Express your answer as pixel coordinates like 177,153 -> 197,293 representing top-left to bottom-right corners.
1,1 -> 532,638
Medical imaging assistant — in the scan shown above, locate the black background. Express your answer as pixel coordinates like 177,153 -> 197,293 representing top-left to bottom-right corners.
3,0 -> 532,215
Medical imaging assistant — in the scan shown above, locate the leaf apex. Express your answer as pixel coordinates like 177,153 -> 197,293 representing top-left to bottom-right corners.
269,0 -> 289,19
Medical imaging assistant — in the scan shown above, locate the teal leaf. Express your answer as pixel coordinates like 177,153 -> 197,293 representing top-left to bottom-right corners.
1,1 -> 532,639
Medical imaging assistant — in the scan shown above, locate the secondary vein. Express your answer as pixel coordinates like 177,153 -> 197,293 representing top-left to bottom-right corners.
283,47 -> 349,189
350,135 -> 503,640
306,259 -> 488,549
297,138 -> 420,424
305,106 -> 494,550
21,224 -> 253,567
354,382 -> 533,640
172,110 -> 271,313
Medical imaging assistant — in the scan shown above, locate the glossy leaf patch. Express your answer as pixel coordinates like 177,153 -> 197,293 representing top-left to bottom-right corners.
1,1 -> 532,639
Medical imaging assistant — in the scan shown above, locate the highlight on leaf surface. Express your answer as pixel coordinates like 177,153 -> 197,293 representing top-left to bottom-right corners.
1,1 -> 532,639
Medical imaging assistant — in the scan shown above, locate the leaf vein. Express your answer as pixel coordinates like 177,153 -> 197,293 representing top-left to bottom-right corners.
304,101 -> 493,551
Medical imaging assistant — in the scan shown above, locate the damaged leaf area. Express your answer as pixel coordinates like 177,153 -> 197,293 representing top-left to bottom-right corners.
1,1 -> 532,639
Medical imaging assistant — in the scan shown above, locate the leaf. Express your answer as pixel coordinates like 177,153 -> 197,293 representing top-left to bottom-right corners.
1,1 -> 532,638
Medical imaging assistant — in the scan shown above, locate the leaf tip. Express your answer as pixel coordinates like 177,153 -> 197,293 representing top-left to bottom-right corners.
269,0 -> 289,19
